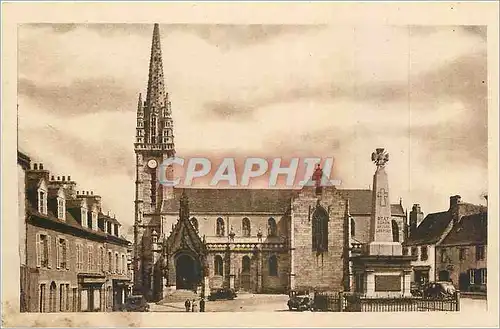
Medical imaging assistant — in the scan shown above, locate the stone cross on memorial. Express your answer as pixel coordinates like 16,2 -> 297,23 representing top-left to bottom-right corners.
367,148 -> 402,256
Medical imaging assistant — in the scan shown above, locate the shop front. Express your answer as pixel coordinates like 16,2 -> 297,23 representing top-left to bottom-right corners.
77,274 -> 106,312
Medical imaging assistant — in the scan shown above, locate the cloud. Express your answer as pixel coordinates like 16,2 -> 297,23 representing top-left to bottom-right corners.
17,24 -> 489,232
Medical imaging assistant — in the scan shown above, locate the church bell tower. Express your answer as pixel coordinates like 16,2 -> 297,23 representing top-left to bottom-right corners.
134,23 -> 176,297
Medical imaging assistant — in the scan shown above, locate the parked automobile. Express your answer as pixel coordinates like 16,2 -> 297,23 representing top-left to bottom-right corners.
207,288 -> 237,301
118,295 -> 150,312
287,294 -> 314,311
422,281 -> 457,299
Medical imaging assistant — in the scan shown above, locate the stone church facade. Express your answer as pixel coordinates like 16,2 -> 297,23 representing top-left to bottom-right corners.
133,24 -> 407,302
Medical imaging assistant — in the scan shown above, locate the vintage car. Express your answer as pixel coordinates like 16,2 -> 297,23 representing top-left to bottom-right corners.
422,281 -> 457,299
287,294 -> 314,311
207,288 -> 237,301
117,295 -> 150,312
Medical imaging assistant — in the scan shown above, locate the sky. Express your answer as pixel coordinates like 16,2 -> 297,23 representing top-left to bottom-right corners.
17,24 -> 488,237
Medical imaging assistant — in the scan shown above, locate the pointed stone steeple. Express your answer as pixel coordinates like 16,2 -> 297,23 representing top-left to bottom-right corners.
135,23 -> 175,153
146,23 -> 166,113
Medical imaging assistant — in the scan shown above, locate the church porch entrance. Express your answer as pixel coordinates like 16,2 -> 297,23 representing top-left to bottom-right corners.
175,253 -> 201,291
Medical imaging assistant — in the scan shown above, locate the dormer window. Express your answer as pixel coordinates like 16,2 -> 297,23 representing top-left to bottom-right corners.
57,198 -> 65,220
81,208 -> 88,228
92,212 -> 98,231
37,181 -> 48,215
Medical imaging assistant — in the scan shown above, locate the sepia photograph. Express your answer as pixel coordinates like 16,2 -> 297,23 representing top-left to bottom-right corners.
2,2 -> 499,328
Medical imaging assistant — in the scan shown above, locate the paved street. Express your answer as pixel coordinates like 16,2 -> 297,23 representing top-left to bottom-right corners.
150,293 -> 487,313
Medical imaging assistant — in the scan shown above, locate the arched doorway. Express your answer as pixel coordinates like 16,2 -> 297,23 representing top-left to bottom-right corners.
175,254 -> 200,290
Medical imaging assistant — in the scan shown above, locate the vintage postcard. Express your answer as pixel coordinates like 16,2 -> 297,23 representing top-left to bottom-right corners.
2,2 -> 499,328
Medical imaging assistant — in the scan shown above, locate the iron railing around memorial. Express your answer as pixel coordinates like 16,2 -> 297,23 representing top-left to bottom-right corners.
313,291 -> 460,312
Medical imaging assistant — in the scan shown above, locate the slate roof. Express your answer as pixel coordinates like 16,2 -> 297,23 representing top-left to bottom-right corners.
161,187 -> 404,217
405,211 -> 452,245
440,212 -> 487,246
337,189 -> 372,215
25,177 -> 129,244
390,204 -> 406,216
161,188 -> 298,213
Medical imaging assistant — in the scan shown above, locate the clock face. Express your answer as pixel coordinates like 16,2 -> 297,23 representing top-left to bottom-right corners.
147,159 -> 158,169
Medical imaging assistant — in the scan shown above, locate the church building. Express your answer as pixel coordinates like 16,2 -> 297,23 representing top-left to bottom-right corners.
133,24 -> 407,302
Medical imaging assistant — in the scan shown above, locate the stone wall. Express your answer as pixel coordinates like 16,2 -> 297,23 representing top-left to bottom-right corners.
291,186 -> 346,292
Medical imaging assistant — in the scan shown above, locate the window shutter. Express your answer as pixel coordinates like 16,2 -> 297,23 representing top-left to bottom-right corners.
65,240 -> 70,270
36,234 -> 41,267
47,236 -> 52,268
56,239 -> 60,269
97,247 -> 101,271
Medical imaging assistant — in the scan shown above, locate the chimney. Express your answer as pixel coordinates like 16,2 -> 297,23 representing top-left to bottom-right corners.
450,195 -> 461,225
409,204 -> 424,238
450,195 -> 461,209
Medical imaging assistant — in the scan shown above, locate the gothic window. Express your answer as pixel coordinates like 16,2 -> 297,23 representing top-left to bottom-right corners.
268,218 -> 277,237
214,255 -> 223,276
242,217 -> 251,237
392,220 -> 399,242
312,206 -> 329,252
216,217 -> 225,236
242,256 -> 251,273
269,255 -> 278,276
350,217 -> 355,237
190,217 -> 199,232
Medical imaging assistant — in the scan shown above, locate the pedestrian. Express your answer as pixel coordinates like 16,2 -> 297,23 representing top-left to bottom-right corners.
191,298 -> 197,312
199,298 -> 205,312
184,299 -> 191,312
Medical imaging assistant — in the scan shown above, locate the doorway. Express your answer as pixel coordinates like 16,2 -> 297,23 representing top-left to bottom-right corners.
175,254 -> 200,290
49,282 -> 56,312
438,270 -> 450,281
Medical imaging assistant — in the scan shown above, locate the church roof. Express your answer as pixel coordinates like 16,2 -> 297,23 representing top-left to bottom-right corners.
405,211 -> 452,245
440,212 -> 487,246
161,187 -> 403,217
337,189 -> 372,215
162,188 -> 298,214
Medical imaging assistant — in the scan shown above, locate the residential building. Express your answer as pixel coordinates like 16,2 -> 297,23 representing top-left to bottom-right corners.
436,212 -> 487,293
404,195 -> 486,286
18,151 -> 132,312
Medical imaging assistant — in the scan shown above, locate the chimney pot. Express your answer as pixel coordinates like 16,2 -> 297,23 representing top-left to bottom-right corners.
39,164 -> 44,170
34,164 -> 38,170
62,176 -> 66,181
51,175 -> 55,180
57,176 -> 61,181
68,176 -> 71,181
450,195 -> 461,208
91,191 -> 93,195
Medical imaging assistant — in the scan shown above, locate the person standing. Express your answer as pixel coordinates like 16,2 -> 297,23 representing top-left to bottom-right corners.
184,299 -> 191,312
199,298 -> 205,312
191,299 -> 197,312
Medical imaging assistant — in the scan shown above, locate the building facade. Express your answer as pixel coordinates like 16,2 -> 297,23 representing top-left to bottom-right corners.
19,151 -> 132,312
436,212 -> 487,293
133,24 -> 410,302
404,195 -> 487,287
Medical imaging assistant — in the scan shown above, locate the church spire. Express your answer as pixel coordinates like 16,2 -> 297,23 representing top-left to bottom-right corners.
146,23 -> 167,113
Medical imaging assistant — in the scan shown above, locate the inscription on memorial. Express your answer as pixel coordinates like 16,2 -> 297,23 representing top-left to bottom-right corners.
374,275 -> 401,292
375,216 -> 392,235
